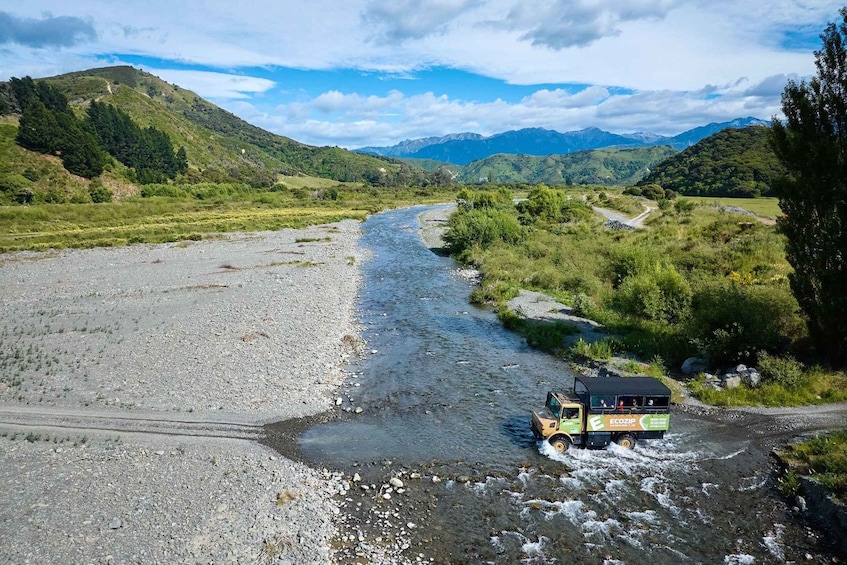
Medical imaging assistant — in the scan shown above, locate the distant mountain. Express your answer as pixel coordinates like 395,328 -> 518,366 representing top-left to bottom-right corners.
356,118 -> 769,165
357,133 -> 482,157
637,125 -> 785,197
457,146 -> 678,186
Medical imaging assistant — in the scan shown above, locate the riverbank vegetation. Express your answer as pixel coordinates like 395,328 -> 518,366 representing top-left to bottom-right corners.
0,183 -> 458,252
443,185 -> 847,407
777,431 -> 847,502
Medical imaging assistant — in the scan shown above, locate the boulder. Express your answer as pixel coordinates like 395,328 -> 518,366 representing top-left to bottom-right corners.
740,368 -> 761,388
681,357 -> 709,375
722,376 -> 742,389
722,364 -> 762,388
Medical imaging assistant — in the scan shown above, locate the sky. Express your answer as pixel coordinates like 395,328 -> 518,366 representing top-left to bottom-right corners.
0,1 -> 842,149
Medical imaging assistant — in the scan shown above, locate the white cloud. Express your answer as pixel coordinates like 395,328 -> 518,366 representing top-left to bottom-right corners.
2,1 -> 842,148
361,0 -> 482,43
228,75 -> 784,148
502,0 -> 681,49
145,68 -> 275,99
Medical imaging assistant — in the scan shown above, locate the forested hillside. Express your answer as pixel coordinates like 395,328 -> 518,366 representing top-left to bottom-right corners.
0,66 -> 444,204
637,126 -> 785,197
457,146 -> 678,185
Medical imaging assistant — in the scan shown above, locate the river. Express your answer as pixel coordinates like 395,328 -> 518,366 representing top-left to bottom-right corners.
266,206 -> 844,564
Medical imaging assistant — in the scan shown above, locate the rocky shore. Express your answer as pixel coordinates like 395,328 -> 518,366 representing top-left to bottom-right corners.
0,221 -> 364,564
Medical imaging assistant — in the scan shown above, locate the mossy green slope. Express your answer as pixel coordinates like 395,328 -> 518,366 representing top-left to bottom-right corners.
457,146 -> 677,185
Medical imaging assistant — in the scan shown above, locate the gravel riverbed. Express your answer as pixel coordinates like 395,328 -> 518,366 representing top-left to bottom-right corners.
0,221 -> 365,564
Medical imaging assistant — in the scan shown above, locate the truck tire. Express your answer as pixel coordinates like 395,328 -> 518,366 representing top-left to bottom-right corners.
549,436 -> 571,453
615,433 -> 637,449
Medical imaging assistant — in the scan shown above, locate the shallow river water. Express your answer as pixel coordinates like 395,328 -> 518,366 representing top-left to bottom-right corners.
268,206 -> 843,564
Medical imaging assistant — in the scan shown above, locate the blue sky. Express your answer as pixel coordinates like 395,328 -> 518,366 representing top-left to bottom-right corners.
0,1 -> 842,148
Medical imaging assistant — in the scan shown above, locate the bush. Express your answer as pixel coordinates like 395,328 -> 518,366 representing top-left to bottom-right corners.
572,292 -> 595,317
640,184 -> 665,200
687,281 -> 803,365
88,178 -> 113,203
0,173 -> 32,194
757,352 -> 805,389
444,208 -> 524,253
613,264 -> 692,324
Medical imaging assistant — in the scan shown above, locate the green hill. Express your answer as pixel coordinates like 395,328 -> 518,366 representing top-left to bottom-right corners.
637,125 -> 786,197
0,66 -> 433,197
456,146 -> 678,185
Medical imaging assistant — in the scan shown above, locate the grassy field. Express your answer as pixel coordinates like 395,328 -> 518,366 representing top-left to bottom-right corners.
686,196 -> 782,219
277,175 -> 362,190
0,186 -> 458,252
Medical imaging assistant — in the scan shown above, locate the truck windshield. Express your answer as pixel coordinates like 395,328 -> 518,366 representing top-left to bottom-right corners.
546,395 -> 562,418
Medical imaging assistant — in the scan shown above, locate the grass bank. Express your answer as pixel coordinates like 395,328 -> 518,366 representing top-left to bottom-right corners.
776,430 -> 847,503
0,184 -> 458,252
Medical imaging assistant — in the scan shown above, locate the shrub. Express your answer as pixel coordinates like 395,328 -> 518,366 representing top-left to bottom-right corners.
444,208 -> 524,253
757,352 -> 805,389
687,281 -> 803,365
0,173 -> 32,194
88,178 -> 113,203
640,184 -> 665,200
572,292 -> 595,317
613,264 -> 692,324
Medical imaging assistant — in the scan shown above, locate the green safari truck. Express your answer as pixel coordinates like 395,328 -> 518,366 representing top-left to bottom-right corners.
530,375 -> 671,452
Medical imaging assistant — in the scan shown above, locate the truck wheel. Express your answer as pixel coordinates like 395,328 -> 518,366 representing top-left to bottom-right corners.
549,436 -> 571,453
615,433 -> 637,449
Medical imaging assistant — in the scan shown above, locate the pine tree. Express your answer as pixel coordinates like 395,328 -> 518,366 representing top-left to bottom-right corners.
771,8 -> 847,367
16,100 -> 57,154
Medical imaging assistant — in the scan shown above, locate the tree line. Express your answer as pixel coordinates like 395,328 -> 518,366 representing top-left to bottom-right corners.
4,76 -> 187,183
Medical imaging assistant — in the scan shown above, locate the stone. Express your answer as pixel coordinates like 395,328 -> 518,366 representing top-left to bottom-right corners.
354,407 -> 363,414
681,357 -> 709,375
109,518 -> 122,529
335,397 -> 343,406
796,495 -> 807,513
722,376 -> 742,389
740,368 -> 761,388
389,477 -> 404,488
382,493 -> 391,500
352,473 -> 361,482
431,476 -> 441,483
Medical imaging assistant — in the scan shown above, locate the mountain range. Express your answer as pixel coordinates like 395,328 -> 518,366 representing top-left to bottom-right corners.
356,118 -> 768,165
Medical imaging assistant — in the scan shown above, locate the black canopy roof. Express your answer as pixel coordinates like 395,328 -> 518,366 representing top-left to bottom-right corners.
574,376 -> 671,396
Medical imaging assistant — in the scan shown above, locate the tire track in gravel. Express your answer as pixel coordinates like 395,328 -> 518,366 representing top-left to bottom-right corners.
0,406 -> 265,441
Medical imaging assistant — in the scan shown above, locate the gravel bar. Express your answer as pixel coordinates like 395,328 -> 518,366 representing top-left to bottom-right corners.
0,221 -> 365,564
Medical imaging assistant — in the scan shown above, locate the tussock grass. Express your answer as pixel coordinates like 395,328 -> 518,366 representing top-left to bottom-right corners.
776,430 -> 847,501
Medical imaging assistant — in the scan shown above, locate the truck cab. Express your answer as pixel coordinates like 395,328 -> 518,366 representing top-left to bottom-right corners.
531,376 -> 671,452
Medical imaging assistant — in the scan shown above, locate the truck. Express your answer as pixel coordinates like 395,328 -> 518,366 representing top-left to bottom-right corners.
530,375 -> 671,452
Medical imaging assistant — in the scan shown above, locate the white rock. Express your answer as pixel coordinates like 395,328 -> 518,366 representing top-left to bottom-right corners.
432,476 -> 441,483
389,477 -> 404,488
353,473 -> 361,482
335,397 -> 343,406
382,493 -> 391,500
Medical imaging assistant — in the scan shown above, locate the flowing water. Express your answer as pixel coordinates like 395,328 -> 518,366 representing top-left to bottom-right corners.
267,206 -> 843,564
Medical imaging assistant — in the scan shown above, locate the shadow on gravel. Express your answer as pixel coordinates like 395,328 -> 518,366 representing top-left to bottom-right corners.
263,409 -> 339,465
